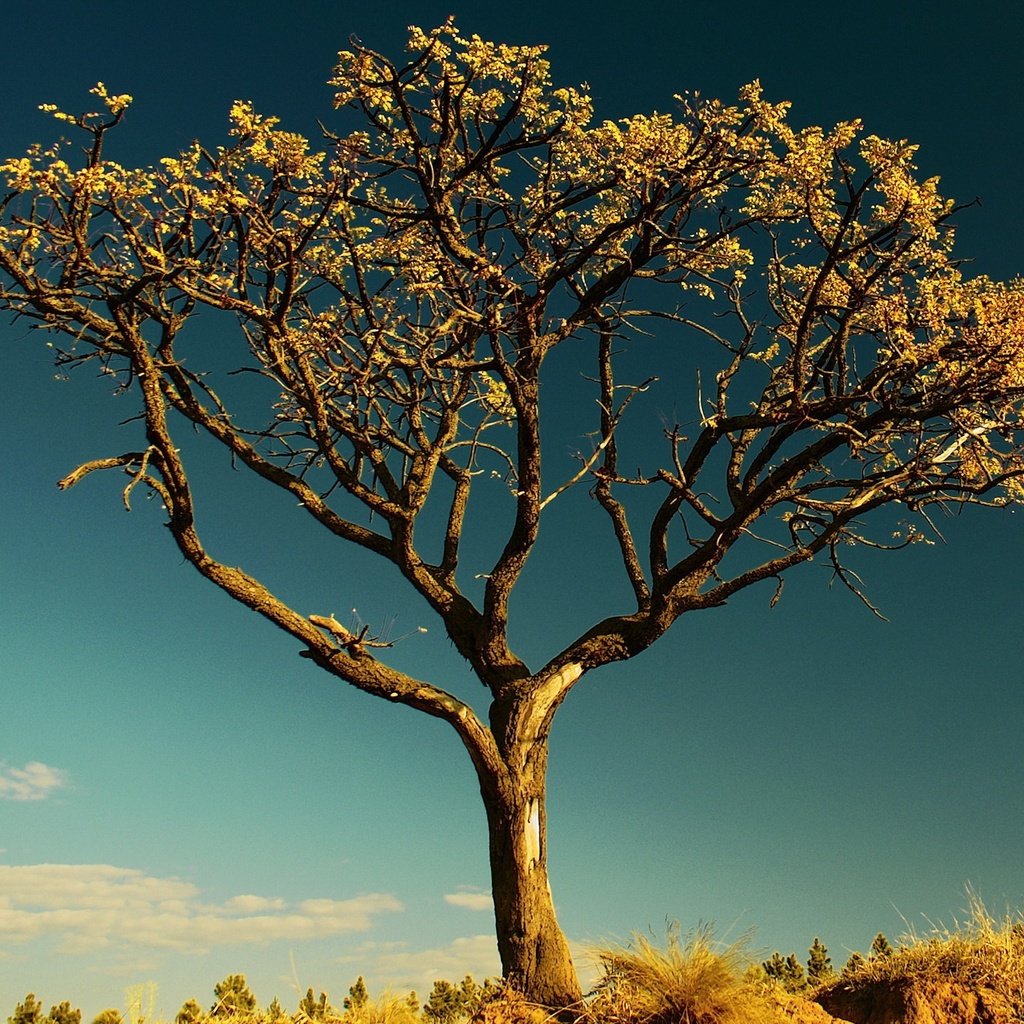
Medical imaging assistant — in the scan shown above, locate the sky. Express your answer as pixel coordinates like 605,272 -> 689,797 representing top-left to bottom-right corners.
2,0 -> 1024,1018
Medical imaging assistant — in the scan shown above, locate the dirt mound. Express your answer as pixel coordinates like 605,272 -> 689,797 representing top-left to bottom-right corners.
815,978 -> 1017,1024
763,988 -> 856,1023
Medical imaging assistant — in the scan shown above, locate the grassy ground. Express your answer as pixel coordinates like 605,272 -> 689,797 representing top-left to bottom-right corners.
14,896 -> 1024,1024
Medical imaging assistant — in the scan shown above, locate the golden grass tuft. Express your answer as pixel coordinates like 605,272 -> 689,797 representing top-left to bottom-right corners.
583,924 -> 776,1024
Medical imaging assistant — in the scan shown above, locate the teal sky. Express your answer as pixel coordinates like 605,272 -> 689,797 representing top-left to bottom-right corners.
2,0 -> 1023,1019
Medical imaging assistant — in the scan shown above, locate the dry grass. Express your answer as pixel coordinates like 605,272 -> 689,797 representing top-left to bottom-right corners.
466,985 -> 552,1024
338,996 -> 423,1024
582,924 -> 776,1024
822,890 -> 1024,1010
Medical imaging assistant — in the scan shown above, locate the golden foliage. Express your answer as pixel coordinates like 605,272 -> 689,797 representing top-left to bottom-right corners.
2,19 -> 1023,639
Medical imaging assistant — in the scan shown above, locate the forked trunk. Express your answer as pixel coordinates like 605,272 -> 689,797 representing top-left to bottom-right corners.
482,750 -> 583,1009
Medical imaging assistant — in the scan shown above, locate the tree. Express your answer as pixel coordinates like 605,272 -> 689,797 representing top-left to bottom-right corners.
8,996 -> 43,1024
299,987 -> 335,1019
45,1006 -> 81,1024
422,981 -> 463,1024
870,932 -> 894,959
841,951 -> 866,978
761,951 -> 787,981
438,977 -> 488,1021
784,953 -> 808,992
761,952 -> 807,992
806,937 -> 833,986
342,980 -> 366,1014
174,1002 -> 203,1024
91,1013 -> 123,1024
211,977 -> 256,1017
457,976 -> 496,1017
2,20 -> 1024,1008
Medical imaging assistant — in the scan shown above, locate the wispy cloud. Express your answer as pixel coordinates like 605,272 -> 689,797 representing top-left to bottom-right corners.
0,864 -> 402,956
443,888 -> 493,912
0,761 -> 68,801
338,935 -> 500,992
223,894 -> 287,914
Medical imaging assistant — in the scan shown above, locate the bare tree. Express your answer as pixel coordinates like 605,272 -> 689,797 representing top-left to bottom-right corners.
2,23 -> 1023,1007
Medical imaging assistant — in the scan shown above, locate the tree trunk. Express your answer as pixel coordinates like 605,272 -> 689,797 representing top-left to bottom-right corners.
482,745 -> 583,1009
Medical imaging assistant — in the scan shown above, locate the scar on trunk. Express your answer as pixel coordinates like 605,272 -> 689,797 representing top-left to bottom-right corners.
525,798 -> 541,868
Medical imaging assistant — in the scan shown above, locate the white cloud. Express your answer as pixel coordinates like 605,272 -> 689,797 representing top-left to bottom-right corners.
0,864 -> 403,957
443,890 -> 493,912
298,898 -> 365,917
0,761 -> 69,801
223,894 -> 287,914
339,935 -> 500,992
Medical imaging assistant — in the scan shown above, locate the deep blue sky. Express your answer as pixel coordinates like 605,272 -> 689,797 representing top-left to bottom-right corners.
2,0 -> 1023,1019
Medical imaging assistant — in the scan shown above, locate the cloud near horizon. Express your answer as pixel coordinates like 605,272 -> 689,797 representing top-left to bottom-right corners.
337,934 -> 500,993
443,890 -> 493,912
0,761 -> 68,801
0,864 -> 403,956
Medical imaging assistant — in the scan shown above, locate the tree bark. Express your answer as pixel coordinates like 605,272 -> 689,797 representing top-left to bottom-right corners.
480,678 -> 584,1009
483,759 -> 582,1008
